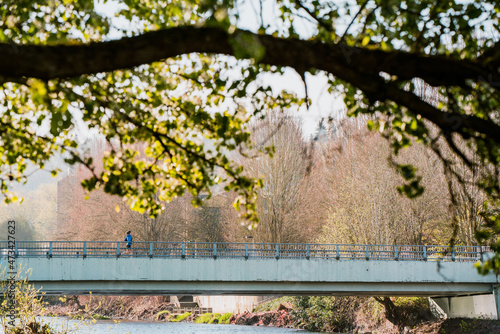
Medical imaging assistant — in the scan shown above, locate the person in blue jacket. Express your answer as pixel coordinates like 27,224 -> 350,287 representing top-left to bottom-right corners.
124,230 -> 133,255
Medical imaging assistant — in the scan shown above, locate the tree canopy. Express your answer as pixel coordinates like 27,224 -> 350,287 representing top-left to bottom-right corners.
1,0 -> 500,268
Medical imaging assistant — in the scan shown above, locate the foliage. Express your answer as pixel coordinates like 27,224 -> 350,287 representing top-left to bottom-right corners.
194,312 -> 231,324
91,314 -> 110,320
291,296 -> 361,333
459,318 -> 480,333
194,312 -> 213,324
219,313 -> 233,324
208,313 -> 222,324
252,296 -> 294,312
155,310 -> 170,320
0,271 -> 65,333
292,296 -> 433,332
373,297 -> 433,328
56,140 -> 237,242
169,312 -> 191,322
1,0 -> 500,262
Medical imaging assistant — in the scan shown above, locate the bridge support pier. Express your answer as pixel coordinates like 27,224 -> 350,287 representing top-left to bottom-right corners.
431,293 -> 498,319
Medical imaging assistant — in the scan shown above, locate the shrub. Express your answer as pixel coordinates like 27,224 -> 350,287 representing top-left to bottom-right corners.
253,297 -> 294,312
194,313 -> 212,323
292,296 -> 362,333
391,297 -> 433,325
219,313 -> 233,324
170,312 -> 191,322
92,314 -> 110,320
208,313 -> 221,324
156,310 -> 170,320
0,271 -> 64,333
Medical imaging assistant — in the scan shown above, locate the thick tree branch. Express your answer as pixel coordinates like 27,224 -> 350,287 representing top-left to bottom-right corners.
1,27 -> 496,88
1,26 -> 499,142
478,40 -> 500,68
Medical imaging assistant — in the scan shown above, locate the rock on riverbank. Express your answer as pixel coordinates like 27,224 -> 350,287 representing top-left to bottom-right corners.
229,305 -> 295,328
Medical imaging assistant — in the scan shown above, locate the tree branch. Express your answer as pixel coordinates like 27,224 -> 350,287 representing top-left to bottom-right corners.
2,27 -> 495,88
1,26 -> 499,142
293,0 -> 334,33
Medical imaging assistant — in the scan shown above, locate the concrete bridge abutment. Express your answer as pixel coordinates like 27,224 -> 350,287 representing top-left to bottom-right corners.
430,290 -> 499,320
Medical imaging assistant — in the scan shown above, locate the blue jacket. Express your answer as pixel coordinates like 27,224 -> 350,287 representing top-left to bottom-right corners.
124,234 -> 132,246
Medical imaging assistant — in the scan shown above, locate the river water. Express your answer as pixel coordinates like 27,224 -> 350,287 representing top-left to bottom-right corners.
2,318 -> 318,334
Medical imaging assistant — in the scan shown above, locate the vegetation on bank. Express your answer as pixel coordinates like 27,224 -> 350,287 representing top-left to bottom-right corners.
12,290 -> 499,334
292,296 -> 363,333
253,295 -> 436,333
169,312 -> 191,322
253,297 -> 294,312
155,310 -> 170,320
0,274 -> 70,334
193,312 -> 232,324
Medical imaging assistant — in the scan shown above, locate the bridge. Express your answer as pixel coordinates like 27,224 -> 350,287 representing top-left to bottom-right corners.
1,241 -> 498,318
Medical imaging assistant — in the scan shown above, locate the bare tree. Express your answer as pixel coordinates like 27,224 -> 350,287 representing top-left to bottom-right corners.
318,119 -> 451,245
236,112 -> 323,243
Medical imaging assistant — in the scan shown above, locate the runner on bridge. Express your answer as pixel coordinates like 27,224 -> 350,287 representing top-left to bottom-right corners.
124,231 -> 133,255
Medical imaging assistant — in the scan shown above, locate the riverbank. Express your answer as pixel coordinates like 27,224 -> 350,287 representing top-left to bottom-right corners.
227,309 -> 500,334
44,295 -> 500,334
45,296 -> 176,321
228,304 -> 295,328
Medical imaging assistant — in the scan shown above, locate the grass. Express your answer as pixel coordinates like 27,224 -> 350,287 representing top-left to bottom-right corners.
92,314 -> 111,320
194,313 -> 213,323
194,312 -> 233,324
253,296 -> 294,312
169,312 -> 191,322
156,310 -> 170,320
393,296 -> 429,308
69,314 -> 86,320
208,313 -> 221,324
219,313 -> 233,324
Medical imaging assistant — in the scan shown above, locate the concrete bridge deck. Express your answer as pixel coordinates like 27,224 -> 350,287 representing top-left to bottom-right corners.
0,241 -> 495,295
2,241 -> 499,319
6,257 -> 496,297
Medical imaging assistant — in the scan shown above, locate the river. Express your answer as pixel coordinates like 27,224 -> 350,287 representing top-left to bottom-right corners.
1,318 -> 319,334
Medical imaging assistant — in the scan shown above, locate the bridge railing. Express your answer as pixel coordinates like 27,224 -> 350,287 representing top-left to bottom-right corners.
0,241 -> 490,262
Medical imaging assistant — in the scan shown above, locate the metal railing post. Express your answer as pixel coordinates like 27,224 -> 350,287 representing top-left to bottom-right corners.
4,240 -> 487,263
47,242 -> 52,258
